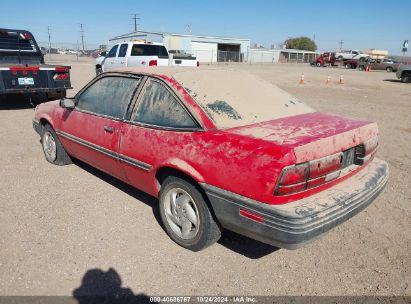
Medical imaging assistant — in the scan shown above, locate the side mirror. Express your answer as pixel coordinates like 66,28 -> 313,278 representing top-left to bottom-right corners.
60,98 -> 75,109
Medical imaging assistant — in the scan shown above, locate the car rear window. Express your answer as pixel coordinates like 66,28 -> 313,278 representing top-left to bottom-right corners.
172,69 -> 314,129
0,31 -> 37,52
130,44 -> 168,58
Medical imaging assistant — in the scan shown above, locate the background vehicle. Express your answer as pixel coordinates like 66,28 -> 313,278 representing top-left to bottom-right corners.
0,28 -> 72,103
368,58 -> 400,72
96,41 -> 198,75
396,64 -> 411,82
335,50 -> 370,61
314,52 -> 337,67
168,50 -> 195,59
33,68 -> 388,251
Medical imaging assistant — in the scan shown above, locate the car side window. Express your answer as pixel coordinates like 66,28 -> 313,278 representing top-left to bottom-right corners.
108,45 -> 118,58
76,76 -> 140,119
118,44 -> 128,57
132,79 -> 198,128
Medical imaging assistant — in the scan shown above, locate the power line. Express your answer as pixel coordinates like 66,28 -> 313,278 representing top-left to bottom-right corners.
132,14 -> 140,32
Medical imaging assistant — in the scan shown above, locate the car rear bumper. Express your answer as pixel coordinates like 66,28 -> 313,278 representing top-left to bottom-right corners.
200,158 -> 388,249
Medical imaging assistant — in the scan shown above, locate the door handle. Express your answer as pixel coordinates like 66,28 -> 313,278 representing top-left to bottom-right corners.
104,126 -> 114,133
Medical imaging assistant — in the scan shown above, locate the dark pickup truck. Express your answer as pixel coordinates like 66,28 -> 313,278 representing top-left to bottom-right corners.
0,28 -> 72,104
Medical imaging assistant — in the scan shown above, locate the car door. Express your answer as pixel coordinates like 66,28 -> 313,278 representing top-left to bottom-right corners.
118,78 -> 201,196
59,75 -> 141,179
111,43 -> 128,68
103,44 -> 119,71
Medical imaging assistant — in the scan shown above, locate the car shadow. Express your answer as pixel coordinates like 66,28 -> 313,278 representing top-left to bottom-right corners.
383,79 -> 402,83
73,159 -> 280,258
73,159 -> 162,226
0,94 -> 35,110
218,230 -> 280,259
73,267 -> 154,304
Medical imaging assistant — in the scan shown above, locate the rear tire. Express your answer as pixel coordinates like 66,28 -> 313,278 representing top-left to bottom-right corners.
159,176 -> 221,251
41,124 -> 72,165
345,63 -> 352,69
401,72 -> 411,83
316,62 -> 322,67
386,67 -> 393,72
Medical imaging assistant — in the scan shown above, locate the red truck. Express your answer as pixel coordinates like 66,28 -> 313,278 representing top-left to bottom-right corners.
313,52 -> 337,67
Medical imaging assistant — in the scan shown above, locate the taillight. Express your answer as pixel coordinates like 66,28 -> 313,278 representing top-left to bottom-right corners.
354,137 -> 378,165
275,137 -> 378,196
53,73 -> 69,80
149,60 -> 157,66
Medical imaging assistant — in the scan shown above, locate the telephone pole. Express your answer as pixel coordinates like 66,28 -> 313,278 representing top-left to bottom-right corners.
47,26 -> 51,53
338,40 -> 344,51
80,23 -> 85,53
132,14 -> 140,32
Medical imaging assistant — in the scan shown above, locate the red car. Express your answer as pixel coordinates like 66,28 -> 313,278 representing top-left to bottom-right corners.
33,67 -> 389,251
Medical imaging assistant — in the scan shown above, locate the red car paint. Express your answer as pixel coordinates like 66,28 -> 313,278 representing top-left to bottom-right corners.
34,71 -> 379,205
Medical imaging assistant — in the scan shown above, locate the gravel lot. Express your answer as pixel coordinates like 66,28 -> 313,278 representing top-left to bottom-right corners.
0,55 -> 410,297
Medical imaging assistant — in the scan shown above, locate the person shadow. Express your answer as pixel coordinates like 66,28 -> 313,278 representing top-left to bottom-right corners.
73,267 -> 155,304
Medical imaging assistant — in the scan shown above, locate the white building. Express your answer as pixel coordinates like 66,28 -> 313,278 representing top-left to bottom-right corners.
109,30 -> 251,64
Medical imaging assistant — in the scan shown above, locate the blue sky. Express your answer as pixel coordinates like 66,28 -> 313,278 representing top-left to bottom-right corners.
1,0 -> 410,55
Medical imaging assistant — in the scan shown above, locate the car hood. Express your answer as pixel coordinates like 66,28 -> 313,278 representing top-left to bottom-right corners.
225,112 -> 378,163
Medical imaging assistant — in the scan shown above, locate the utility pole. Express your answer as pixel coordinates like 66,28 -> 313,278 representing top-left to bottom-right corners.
80,23 -> 85,53
47,26 -> 52,53
132,14 -> 140,32
338,40 -> 344,51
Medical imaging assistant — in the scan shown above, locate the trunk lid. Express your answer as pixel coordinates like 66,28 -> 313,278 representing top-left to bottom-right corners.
226,112 -> 378,163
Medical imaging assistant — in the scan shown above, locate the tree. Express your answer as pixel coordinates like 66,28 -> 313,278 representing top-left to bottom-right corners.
285,37 -> 317,51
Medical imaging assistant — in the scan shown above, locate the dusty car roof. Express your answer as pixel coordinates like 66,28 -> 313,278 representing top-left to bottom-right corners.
111,67 -> 314,129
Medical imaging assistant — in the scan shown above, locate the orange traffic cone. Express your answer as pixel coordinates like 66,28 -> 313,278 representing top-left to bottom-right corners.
299,74 -> 305,84
326,75 -> 331,84
339,75 -> 344,84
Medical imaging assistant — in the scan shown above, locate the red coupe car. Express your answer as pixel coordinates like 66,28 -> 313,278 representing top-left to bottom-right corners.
33,67 -> 389,251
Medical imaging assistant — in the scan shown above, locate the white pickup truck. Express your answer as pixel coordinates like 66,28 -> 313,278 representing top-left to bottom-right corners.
95,41 -> 198,75
335,50 -> 370,61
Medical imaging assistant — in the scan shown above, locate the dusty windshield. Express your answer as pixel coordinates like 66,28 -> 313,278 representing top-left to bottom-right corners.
173,69 -> 314,129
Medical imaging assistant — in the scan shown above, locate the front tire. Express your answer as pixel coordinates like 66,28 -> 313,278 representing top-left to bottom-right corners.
386,67 -> 393,72
95,66 -> 103,75
159,176 -> 221,251
41,124 -> 72,165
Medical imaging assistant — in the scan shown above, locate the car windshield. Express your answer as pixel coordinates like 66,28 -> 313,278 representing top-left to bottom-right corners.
172,69 -> 314,129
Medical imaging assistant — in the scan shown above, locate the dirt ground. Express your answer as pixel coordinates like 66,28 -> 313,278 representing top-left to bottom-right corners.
0,54 -> 410,297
